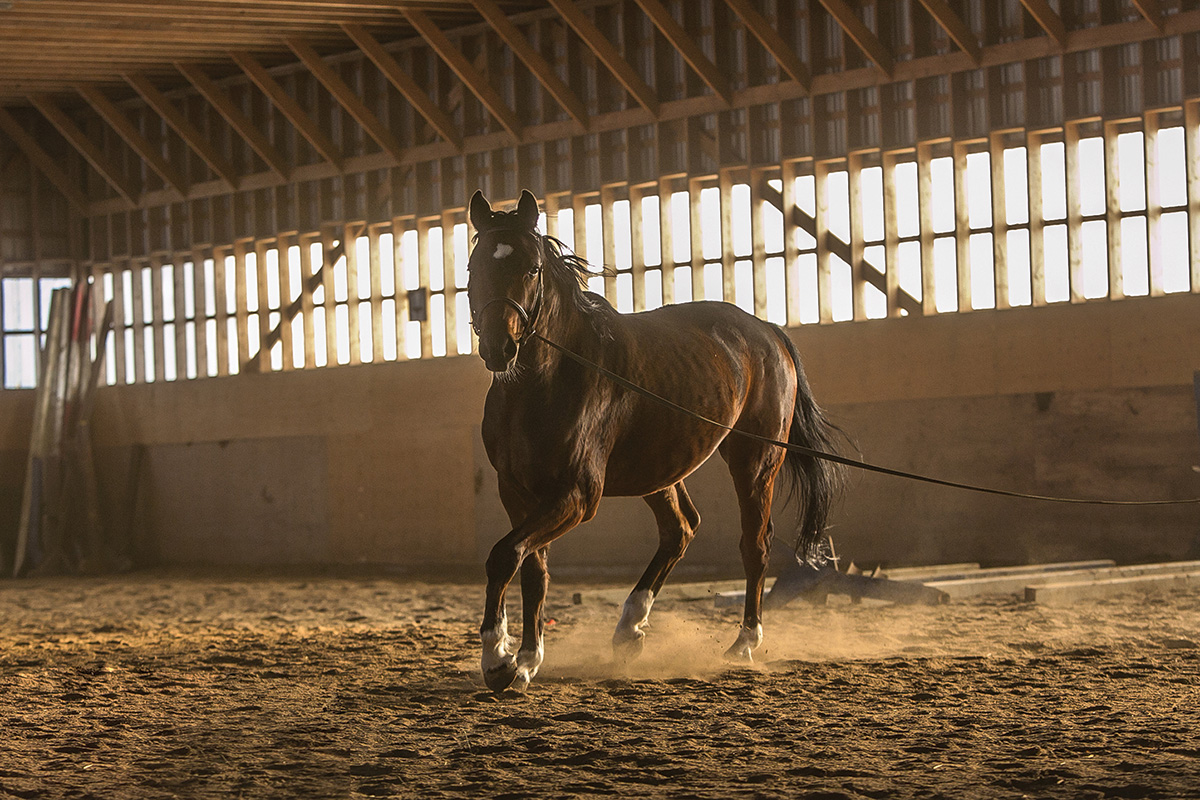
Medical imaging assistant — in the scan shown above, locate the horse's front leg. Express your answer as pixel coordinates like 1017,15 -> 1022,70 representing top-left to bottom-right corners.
514,547 -> 549,691
481,493 -> 591,692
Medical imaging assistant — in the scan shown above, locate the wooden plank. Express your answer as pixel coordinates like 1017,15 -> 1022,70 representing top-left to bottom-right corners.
1029,571 -> 1200,604
1018,0 -> 1067,49
368,226 -> 386,363
172,255 -> 188,379
321,226 -> 342,365
687,178 -> 707,301
341,23 -> 462,151
230,50 -> 344,171
390,218 -> 411,361
468,0 -> 589,129
440,210 -> 459,356
212,247 -> 231,376
254,240 -> 274,371
633,0 -> 732,105
297,233 -> 317,368
748,169 -> 770,320
916,0 -> 981,64
149,256 -> 166,383
28,93 -> 139,205
1129,0 -> 1164,31
414,219 -> 433,359
0,105 -> 88,211
175,61 -> 290,181
232,241 -> 251,370
816,0 -> 894,77
402,9 -> 524,143
285,36 -> 407,164
76,83 -> 188,197
125,72 -> 239,190
600,185 -> 620,306
722,0 -> 811,90
191,246 -> 209,377
629,184 -> 648,312
546,0 -> 661,117
129,260 -> 146,383
343,226 -> 362,365
276,235 -> 295,371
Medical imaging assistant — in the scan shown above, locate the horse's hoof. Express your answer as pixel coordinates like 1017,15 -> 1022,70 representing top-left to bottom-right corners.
612,630 -> 645,663
723,644 -> 753,663
484,661 -> 519,692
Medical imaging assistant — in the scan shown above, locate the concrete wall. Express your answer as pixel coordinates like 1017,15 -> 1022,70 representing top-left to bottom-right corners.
2,293 -> 1198,576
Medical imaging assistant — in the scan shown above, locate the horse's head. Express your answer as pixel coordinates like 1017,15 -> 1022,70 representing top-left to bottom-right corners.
467,189 -> 544,374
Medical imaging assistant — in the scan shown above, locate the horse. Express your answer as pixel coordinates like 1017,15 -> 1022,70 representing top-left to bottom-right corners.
466,189 -> 844,692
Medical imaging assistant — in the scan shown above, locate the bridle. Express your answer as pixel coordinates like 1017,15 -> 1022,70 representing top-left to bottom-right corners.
469,233 -> 545,346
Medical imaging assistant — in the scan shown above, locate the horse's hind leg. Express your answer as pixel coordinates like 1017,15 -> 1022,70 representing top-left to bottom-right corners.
613,482 -> 700,661
724,442 -> 784,662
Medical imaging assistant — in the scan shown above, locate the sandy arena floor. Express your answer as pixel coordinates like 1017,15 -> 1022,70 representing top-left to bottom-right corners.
1,571 -> 1198,799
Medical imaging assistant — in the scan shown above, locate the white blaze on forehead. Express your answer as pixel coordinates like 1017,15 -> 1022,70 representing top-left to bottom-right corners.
493,243 -> 514,260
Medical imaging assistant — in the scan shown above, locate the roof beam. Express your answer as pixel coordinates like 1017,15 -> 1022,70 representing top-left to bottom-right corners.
75,83 -> 189,196
285,36 -> 408,164
632,0 -> 732,105
468,0 -> 589,129
1130,0 -> 1164,30
0,106 -> 88,211
546,0 -> 660,117
915,0 -> 981,65
175,61 -> 291,181
230,50 -> 344,171
816,0 -> 894,77
721,0 -> 811,91
27,93 -> 139,205
1018,0 -> 1067,49
124,72 -> 239,190
401,8 -> 524,143
341,23 -> 463,150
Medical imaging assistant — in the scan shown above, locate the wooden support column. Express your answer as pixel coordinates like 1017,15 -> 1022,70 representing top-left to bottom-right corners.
212,246 -> 231,376
129,260 -> 146,384
298,234 -> 318,368
1104,121 -> 1125,299
440,210 -> 460,356
1064,121 -> 1086,302
629,184 -> 649,312
254,240 -> 273,372
368,226 -> 386,363
1026,131 -> 1047,306
657,177 -> 677,306
1144,112 -> 1165,297
231,241 -> 251,370
749,168 -> 771,320
952,141 -> 971,312
600,185 -> 620,306
718,169 -> 737,304
881,149 -> 903,317
847,152 -> 867,321
989,133 -> 1011,310
1186,100 -> 1200,293
110,264 -> 128,383
390,219 -> 411,361
813,160 -> 835,323
172,256 -> 188,379
321,226 -> 341,364
780,159 -> 804,325
916,140 -> 939,315
688,177 -> 707,302
343,224 -> 362,365
276,235 -> 296,371
415,218 -> 433,359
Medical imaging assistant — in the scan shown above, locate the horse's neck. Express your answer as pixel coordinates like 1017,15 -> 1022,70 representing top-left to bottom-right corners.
519,286 -> 608,381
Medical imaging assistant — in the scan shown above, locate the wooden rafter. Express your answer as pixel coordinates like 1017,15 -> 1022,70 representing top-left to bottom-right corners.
285,37 -> 408,164
0,106 -> 88,211
27,93 -> 139,205
230,50 -> 345,171
1130,0 -> 1164,30
721,0 -> 810,91
632,0 -> 732,105
1018,0 -> 1068,49
341,23 -> 463,150
175,61 -> 291,181
816,0 -> 895,77
75,83 -> 189,196
402,8 -> 524,142
546,0 -> 660,117
124,72 -> 239,190
468,0 -> 589,129
915,0 -> 981,65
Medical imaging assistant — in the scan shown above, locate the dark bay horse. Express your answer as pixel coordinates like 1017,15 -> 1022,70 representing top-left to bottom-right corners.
467,190 -> 843,692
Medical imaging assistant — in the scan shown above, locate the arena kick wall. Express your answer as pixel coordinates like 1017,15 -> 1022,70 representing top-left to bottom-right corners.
1,292 -> 1198,576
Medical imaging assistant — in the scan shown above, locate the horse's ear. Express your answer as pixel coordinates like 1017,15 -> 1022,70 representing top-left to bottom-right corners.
469,190 -> 492,231
516,190 -> 540,230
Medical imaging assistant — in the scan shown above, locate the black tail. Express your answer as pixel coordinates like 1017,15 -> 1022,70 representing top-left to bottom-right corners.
771,327 -> 847,564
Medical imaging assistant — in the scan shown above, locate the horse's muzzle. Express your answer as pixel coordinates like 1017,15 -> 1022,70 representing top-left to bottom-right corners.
478,334 -> 518,373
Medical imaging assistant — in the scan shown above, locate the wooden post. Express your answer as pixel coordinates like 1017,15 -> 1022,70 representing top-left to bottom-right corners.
688,177 -> 707,302
952,140 -> 971,312
1064,121 -> 1086,302
881,149 -> 904,317
781,158 -> 804,325
814,159 -> 836,323
1185,100 -> 1200,294
917,141 -> 939,315
847,152 -> 867,321
990,132 -> 1011,310
1144,111 -> 1165,297
1027,131 -> 1048,307
657,177 -> 677,307
1104,120 -> 1125,299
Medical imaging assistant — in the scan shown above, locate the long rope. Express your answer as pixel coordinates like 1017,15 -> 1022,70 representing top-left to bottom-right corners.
535,332 -> 1200,507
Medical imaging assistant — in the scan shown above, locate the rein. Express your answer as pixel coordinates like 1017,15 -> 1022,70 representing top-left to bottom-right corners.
533,331 -> 1200,508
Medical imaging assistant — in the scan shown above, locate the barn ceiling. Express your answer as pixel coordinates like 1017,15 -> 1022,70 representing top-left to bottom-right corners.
0,0 -> 1193,221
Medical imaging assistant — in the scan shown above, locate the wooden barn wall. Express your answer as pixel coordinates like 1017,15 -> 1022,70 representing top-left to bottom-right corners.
2,1 -> 1200,571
